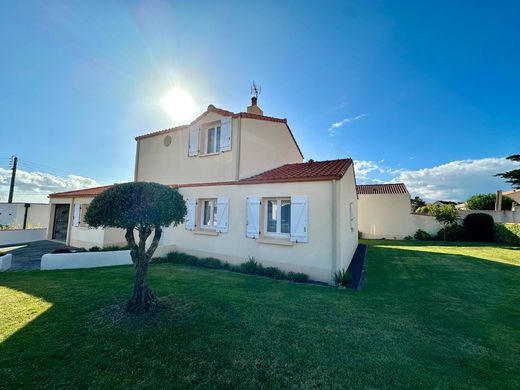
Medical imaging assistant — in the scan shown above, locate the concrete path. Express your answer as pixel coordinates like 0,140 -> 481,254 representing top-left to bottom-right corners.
0,240 -> 73,271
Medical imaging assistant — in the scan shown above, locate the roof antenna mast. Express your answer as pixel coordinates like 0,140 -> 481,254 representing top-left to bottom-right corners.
250,81 -> 261,99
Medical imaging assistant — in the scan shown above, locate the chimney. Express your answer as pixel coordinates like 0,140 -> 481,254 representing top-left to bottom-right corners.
495,190 -> 502,211
247,96 -> 263,116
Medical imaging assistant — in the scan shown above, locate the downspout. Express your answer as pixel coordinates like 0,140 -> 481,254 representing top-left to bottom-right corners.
235,116 -> 242,181
331,180 -> 338,284
23,203 -> 30,229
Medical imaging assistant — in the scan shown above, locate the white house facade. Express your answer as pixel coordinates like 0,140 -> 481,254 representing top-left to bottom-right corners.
48,98 -> 359,283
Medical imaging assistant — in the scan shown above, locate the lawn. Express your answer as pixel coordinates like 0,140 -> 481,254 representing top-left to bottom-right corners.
1,241 -> 519,388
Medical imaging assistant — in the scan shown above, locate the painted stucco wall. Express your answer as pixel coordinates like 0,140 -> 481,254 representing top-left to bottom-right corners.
358,193 -> 412,239
0,228 -> 47,246
0,203 -> 49,228
41,250 -> 132,270
135,112 -> 238,184
238,118 -> 303,179
160,180 -> 348,283
337,166 -> 359,271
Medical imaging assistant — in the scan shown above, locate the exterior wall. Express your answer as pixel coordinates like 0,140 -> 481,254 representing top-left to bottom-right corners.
409,214 -> 442,236
505,190 -> 520,204
457,209 -> 520,223
161,181 -> 345,283
136,112 -> 238,184
0,203 -> 49,228
337,166 -> 359,271
41,250 -> 132,270
358,193 -> 412,239
0,228 -> 47,246
238,118 -> 303,179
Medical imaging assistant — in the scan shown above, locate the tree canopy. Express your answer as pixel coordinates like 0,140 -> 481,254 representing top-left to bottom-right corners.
495,154 -> 520,189
429,204 -> 458,241
465,193 -> 513,211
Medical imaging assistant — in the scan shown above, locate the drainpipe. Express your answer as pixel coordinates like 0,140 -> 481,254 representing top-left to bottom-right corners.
235,116 -> 242,181
331,180 -> 338,284
23,203 -> 30,229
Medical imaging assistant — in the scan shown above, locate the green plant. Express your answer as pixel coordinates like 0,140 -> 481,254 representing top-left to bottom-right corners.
198,257 -> 223,269
463,213 -> 495,242
404,235 -> 413,240
238,257 -> 265,275
89,246 -> 101,252
494,223 -> 520,245
430,204 -> 459,241
287,272 -> 309,283
415,205 -> 430,214
466,193 -> 513,211
85,182 -> 186,313
333,268 -> 352,287
414,229 -> 432,241
103,244 -> 130,252
74,248 -> 88,253
436,223 -> 465,242
495,154 -> 520,189
264,266 -> 287,279
358,231 -> 363,239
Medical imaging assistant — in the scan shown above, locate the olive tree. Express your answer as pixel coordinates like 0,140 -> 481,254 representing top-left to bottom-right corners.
85,182 -> 186,313
429,204 -> 458,241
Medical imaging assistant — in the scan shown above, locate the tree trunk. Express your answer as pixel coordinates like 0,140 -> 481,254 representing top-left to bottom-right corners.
124,226 -> 162,314
443,226 -> 447,241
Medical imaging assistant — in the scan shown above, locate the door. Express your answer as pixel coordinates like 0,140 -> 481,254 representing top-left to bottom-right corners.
52,204 -> 70,242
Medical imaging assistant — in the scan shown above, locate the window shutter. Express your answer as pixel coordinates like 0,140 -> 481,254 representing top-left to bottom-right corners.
185,199 -> 196,231
246,197 -> 261,238
216,197 -> 229,233
188,125 -> 200,156
73,204 -> 81,227
219,117 -> 232,152
290,195 -> 308,243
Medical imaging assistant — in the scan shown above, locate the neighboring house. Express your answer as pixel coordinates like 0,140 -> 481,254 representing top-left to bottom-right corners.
48,98 -> 359,283
0,202 -> 50,229
431,200 -> 458,207
357,183 -> 412,239
504,189 -> 520,205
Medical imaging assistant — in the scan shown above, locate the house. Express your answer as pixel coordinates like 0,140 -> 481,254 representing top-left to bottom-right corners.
47,97 -> 359,283
504,189 -> 520,205
356,183 -> 412,239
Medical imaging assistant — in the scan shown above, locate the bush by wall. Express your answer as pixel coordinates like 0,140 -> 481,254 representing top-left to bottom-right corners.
414,229 -> 432,241
463,213 -> 494,242
436,224 -> 465,242
495,223 -> 520,245
154,252 -> 310,283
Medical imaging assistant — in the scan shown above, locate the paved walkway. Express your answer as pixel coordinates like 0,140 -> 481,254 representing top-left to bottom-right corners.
0,240 -> 73,271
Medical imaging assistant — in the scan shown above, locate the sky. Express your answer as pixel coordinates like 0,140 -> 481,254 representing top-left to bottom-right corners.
0,0 -> 519,203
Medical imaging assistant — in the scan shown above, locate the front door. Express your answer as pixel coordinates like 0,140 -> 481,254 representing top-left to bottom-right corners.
52,204 -> 70,242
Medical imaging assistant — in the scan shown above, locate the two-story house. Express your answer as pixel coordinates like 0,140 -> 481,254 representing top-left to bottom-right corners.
47,97 -> 358,283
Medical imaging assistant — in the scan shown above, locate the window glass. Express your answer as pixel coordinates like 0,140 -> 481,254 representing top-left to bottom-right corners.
267,200 -> 278,232
207,128 -> 215,154
280,200 -> 291,233
203,201 -> 212,226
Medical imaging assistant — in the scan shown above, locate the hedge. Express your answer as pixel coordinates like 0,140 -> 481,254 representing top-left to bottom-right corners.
495,223 -> 520,245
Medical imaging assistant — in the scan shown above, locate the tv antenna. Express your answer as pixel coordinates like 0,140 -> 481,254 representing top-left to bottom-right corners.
250,81 -> 261,99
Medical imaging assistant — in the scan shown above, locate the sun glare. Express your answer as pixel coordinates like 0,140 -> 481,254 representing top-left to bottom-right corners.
160,87 -> 197,123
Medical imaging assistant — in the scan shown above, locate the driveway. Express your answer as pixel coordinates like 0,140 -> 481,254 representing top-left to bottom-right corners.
0,240 -> 74,271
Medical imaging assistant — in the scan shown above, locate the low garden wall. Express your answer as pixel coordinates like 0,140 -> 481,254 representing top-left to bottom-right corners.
0,254 -> 12,271
0,228 -> 47,246
41,250 -> 132,270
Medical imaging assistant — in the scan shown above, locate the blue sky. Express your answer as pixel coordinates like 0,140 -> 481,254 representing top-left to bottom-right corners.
0,0 -> 519,202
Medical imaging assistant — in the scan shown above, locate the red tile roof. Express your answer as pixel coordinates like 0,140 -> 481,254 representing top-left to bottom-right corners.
356,183 -> 409,195
239,159 -> 353,184
49,185 -> 114,198
135,104 -> 303,158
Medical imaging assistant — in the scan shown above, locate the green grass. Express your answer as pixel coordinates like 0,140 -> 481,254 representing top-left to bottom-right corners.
1,241 -> 519,389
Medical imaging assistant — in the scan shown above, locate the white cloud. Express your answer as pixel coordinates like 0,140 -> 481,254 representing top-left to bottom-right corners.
0,168 -> 98,203
328,114 -> 366,136
354,160 -> 386,181
392,157 -> 517,202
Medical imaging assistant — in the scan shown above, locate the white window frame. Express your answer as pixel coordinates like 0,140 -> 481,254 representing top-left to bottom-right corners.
200,199 -> 218,230
206,126 -> 221,154
264,198 -> 291,238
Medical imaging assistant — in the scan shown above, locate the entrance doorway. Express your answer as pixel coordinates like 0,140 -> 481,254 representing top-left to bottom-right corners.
52,204 -> 70,242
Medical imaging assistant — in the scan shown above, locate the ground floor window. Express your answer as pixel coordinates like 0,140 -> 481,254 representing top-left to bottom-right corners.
201,199 -> 218,229
265,198 -> 291,237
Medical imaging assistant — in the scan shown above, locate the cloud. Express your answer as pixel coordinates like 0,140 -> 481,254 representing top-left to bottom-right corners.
354,157 -> 518,201
0,168 -> 98,203
328,114 -> 366,136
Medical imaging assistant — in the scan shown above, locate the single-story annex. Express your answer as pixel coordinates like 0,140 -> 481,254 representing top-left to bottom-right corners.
48,97 -> 359,283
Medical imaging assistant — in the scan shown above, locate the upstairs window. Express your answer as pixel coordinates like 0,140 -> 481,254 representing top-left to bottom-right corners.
206,126 -> 221,154
265,198 -> 291,237
201,199 -> 218,229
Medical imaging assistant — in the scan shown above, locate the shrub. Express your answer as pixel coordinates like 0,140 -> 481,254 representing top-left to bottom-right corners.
463,213 -> 494,242
264,266 -> 287,279
466,193 -> 513,210
74,248 -> 88,253
414,229 -> 432,241
103,244 -> 129,252
89,246 -> 101,252
238,257 -> 265,275
495,223 -> 520,245
333,268 -> 352,287
415,206 -> 430,214
198,257 -> 223,269
287,272 -> 309,283
436,223 -> 465,242
51,248 -> 72,254
358,231 -> 363,239
404,235 -> 413,240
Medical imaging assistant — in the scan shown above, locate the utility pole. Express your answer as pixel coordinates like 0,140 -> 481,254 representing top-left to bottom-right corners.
8,156 -> 17,203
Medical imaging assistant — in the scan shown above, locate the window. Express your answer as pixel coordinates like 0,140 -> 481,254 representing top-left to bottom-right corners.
264,198 -> 291,237
201,199 -> 218,229
206,126 -> 221,154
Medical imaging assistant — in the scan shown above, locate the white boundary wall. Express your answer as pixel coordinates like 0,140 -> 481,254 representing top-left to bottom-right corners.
0,254 -> 12,271
41,250 -> 132,270
0,228 -> 47,246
